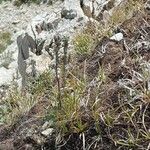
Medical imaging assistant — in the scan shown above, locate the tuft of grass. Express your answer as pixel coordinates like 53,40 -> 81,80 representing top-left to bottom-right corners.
0,31 -> 12,54
108,0 -> 144,26
0,70 -> 53,126
45,72 -> 87,133
0,88 -> 37,125
27,70 -> 53,96
73,33 -> 94,55
81,0 -> 145,44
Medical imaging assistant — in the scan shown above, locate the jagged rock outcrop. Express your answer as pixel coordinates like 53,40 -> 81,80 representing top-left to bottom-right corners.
17,33 -> 37,88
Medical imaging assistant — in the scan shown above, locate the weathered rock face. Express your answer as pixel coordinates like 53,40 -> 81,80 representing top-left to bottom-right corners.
17,33 -> 43,88
0,0 -> 125,89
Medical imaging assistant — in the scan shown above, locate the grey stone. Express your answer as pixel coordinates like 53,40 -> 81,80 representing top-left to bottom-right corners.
41,128 -> 54,136
81,0 -> 93,18
110,33 -> 123,42
47,19 -> 61,30
61,9 -> 77,20
41,121 -> 50,130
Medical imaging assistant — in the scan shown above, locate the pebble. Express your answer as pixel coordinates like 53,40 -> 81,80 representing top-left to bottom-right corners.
41,128 -> 54,136
110,32 -> 123,41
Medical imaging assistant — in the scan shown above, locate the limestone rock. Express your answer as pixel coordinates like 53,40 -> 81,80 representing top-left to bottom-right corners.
61,9 -> 77,20
41,128 -> 54,136
110,33 -> 123,41
82,0 -> 93,18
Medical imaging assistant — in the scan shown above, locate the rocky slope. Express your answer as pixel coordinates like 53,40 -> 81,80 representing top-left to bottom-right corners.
0,0 -> 150,150
0,0 -> 125,94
